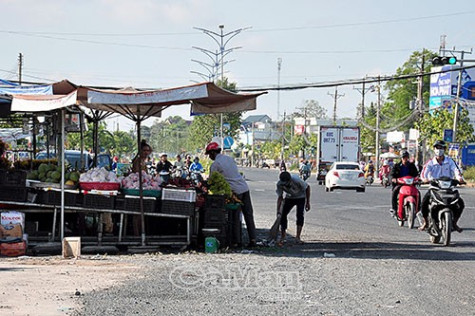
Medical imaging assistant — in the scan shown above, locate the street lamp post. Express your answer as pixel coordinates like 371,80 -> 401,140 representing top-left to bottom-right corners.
194,25 -> 250,150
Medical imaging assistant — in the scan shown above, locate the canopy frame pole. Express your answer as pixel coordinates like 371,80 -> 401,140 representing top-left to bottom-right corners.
136,106 -> 146,246
60,109 -> 66,242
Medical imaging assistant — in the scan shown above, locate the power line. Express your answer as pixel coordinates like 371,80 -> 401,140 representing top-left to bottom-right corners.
1,10 -> 472,37
237,64 -> 475,92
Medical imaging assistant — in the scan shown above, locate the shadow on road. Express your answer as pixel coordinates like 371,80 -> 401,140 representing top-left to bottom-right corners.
255,240 -> 475,261
253,229 -> 475,261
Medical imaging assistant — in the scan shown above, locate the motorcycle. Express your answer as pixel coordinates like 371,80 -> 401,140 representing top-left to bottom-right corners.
190,170 -> 204,186
381,173 -> 391,188
395,176 -> 420,229
158,170 -> 170,184
365,172 -> 374,185
261,162 -> 270,169
299,169 -> 310,181
426,177 -> 462,246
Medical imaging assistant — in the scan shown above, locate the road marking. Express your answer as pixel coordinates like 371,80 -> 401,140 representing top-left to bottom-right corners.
255,189 -> 266,192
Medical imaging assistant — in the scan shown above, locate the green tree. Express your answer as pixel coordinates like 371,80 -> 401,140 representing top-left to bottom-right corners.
67,121 -> 115,153
383,49 -> 437,131
187,78 -> 242,152
416,107 -> 475,148
292,99 -> 328,119
359,102 -> 377,155
149,116 -> 189,155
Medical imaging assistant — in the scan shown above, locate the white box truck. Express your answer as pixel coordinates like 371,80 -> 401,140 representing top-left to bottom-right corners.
316,126 -> 360,184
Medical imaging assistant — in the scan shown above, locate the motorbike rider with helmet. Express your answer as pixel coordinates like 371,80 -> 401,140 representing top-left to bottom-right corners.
364,160 -> 375,181
205,141 -> 257,247
379,160 -> 391,182
389,151 -> 419,216
420,140 -> 465,232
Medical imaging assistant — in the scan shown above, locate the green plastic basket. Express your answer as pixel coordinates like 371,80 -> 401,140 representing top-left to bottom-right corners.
225,203 -> 241,210
122,188 -> 161,198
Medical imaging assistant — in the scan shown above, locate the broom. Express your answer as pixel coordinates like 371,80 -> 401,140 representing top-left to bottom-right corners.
268,201 -> 284,242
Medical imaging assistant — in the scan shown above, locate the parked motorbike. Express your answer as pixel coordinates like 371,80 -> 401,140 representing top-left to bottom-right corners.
395,176 -> 420,229
158,170 -> 170,184
190,170 -> 204,186
426,177 -> 462,246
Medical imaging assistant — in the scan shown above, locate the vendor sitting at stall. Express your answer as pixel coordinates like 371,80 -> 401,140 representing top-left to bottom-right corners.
131,140 -> 152,173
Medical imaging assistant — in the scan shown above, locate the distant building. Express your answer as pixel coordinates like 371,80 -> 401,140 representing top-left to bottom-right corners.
241,115 -> 272,129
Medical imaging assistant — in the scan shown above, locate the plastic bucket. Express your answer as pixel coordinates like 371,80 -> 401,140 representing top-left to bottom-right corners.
205,237 -> 219,253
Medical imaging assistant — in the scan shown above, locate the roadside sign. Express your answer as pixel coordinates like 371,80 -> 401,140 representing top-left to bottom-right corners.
223,136 -> 234,149
443,129 -> 454,143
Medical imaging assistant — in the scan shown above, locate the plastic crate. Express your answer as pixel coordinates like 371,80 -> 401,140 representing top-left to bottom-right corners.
83,194 -> 115,209
40,190 -> 79,206
124,196 -> 157,213
0,187 -> 28,202
162,188 -> 196,202
161,200 -> 195,216
0,170 -> 27,188
205,195 -> 226,209
203,207 -> 228,224
122,188 -> 161,198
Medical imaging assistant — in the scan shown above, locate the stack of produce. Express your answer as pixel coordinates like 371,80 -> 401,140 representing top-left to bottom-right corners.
122,171 -> 161,190
79,167 -> 121,190
27,163 -> 80,186
79,167 -> 120,183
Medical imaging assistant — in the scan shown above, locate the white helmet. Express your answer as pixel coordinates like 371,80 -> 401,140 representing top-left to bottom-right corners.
383,160 -> 389,166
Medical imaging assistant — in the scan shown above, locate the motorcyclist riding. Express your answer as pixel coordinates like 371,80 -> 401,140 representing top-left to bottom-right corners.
364,160 -> 375,181
389,151 -> 419,216
299,160 -> 311,180
379,160 -> 391,181
420,140 -> 465,232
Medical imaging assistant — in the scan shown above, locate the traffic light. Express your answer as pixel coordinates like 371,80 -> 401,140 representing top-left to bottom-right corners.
432,56 -> 457,66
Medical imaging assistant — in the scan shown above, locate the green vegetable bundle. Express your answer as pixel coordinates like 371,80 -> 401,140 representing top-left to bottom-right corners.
208,171 -> 232,198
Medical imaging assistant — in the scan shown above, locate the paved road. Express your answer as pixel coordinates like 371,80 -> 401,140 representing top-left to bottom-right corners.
76,167 -> 475,316
246,167 -> 475,260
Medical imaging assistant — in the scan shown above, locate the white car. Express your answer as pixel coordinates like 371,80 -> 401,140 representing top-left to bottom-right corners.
325,162 -> 366,192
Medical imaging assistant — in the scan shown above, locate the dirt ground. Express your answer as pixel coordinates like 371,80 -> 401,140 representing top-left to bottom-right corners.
0,255 -> 140,316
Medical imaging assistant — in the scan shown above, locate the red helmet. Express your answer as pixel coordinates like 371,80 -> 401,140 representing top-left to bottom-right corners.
205,142 -> 221,154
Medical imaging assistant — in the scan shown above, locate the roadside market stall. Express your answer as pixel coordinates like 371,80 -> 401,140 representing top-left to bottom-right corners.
0,81 -> 265,254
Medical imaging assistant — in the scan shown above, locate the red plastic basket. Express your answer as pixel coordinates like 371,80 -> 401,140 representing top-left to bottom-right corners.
79,182 -> 120,191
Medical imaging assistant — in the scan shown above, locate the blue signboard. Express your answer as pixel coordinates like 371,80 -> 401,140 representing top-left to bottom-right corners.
443,129 -> 453,143
430,66 -> 452,97
223,136 -> 234,149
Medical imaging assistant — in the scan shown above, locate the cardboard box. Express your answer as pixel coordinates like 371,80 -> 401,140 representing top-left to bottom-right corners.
1,211 -> 25,228
0,223 -> 23,238
0,241 -> 27,257
62,237 -> 81,258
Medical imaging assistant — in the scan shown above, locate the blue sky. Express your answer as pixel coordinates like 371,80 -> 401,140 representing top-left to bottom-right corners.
1,0 -> 473,130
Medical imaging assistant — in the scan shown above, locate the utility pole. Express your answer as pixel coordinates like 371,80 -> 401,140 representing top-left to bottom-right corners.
438,47 -> 473,144
353,77 -> 374,119
281,111 -> 286,161
452,49 -> 472,143
277,58 -> 282,121
416,55 -> 425,164
375,76 -> 381,173
328,87 -> 344,125
18,53 -> 23,84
